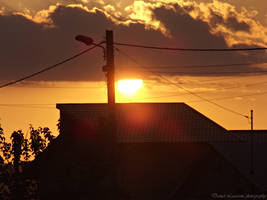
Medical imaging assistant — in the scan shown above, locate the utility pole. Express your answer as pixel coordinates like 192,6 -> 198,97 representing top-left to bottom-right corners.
104,30 -> 118,198
103,30 -> 116,142
104,30 -> 117,143
105,30 -> 116,104
250,109 -> 254,175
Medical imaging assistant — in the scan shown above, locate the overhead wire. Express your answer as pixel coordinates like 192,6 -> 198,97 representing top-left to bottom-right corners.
1,40 -> 266,119
119,60 -> 267,69
148,70 -> 267,75
2,41 -> 266,89
130,81 -> 267,102
197,76 -> 254,83
9,86 -> 104,89
221,80 -> 267,90
115,47 -> 249,119
120,64 -> 267,76
0,41 -> 105,89
114,42 -> 267,52
125,73 -> 267,101
0,104 -> 55,109
187,90 -> 267,103
133,89 -> 267,103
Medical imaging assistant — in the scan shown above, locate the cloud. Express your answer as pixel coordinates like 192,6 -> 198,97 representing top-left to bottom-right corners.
152,5 -> 227,48
0,4 -> 166,82
177,0 -> 267,47
209,10 -> 251,33
0,2 -> 266,83
1,0 -> 267,46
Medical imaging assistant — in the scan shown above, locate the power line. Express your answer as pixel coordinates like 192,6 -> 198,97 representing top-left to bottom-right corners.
0,103 -> 54,106
121,65 -> 267,76
9,85 -> 105,89
118,61 -> 267,69
114,42 -> 267,52
134,94 -> 191,101
197,76 -> 251,83
146,70 -> 267,75
221,80 -> 267,90
119,67 -> 267,83
194,72 -> 267,83
123,78 -> 267,101
188,91 -> 267,103
0,104 -> 55,109
243,81 -> 267,88
0,42 -> 104,89
132,88 -> 267,103
115,47 -> 248,118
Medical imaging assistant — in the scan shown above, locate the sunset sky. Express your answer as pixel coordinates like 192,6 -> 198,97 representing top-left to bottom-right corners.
0,0 -> 267,137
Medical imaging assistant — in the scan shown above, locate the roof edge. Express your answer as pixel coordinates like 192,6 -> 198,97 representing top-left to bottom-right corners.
228,130 -> 267,133
56,102 -> 187,110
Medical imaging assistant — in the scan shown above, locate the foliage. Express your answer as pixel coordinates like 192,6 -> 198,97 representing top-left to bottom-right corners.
0,124 -> 55,200
0,126 -> 12,164
11,130 -> 24,173
29,125 -> 55,158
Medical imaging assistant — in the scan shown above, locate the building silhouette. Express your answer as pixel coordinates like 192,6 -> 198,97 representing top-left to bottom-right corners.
27,103 -> 265,199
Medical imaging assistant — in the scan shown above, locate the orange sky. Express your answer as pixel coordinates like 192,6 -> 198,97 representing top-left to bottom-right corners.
1,74 -> 267,138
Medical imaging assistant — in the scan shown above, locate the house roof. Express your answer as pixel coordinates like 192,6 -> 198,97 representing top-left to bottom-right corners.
228,130 -> 267,143
35,142 -> 260,199
56,103 -> 243,143
23,103 -> 261,199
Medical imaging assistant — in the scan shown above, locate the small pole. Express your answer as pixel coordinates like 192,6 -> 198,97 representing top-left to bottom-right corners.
250,110 -> 254,175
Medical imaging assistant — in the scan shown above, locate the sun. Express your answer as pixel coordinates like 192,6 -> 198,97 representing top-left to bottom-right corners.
117,79 -> 143,96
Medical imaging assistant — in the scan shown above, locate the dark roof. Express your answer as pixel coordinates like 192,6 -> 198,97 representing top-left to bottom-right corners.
212,142 -> 267,191
57,103 -> 243,143
228,130 -> 267,143
35,143 -> 259,199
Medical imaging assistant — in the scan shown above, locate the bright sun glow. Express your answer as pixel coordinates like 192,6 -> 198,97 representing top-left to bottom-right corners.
117,79 -> 143,96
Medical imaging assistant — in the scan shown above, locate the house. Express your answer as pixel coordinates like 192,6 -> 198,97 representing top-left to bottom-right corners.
34,103 -> 262,199
213,130 -> 267,192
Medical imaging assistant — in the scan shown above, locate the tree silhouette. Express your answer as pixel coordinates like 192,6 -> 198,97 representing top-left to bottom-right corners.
11,130 -> 24,174
0,124 -> 55,199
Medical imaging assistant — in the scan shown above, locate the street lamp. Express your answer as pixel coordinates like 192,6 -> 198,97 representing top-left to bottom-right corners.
75,32 -> 115,104
75,35 -> 94,46
75,35 -> 106,60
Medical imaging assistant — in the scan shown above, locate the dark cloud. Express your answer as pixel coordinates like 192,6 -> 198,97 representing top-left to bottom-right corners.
154,4 -> 250,47
225,16 -> 250,32
0,5 -> 167,82
153,5 -> 227,48
50,6 -> 112,35
0,6 -> 113,82
210,10 -> 250,33
0,4 -> 266,83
